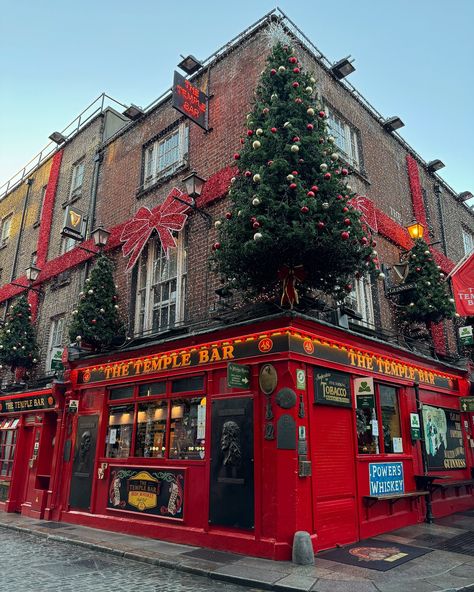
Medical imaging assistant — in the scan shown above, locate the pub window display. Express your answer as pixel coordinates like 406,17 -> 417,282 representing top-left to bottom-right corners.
0,420 -> 19,477
104,379 -> 206,461
356,385 -> 402,455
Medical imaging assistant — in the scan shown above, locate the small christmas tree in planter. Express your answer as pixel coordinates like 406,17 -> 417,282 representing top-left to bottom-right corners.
0,295 -> 39,381
398,238 -> 455,331
212,38 -> 378,307
68,255 -> 126,351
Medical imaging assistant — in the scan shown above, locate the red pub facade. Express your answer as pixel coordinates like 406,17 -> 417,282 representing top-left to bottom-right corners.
0,10 -> 473,560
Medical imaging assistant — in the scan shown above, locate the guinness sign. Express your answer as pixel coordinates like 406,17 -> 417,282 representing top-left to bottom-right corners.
62,205 -> 86,241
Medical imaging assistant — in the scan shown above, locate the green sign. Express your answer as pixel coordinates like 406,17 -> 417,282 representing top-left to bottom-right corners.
227,362 -> 251,388
410,412 -> 421,440
357,394 -> 375,410
50,347 -> 64,372
459,326 -> 473,346
314,368 -> 352,407
296,369 -> 306,390
460,397 -> 474,412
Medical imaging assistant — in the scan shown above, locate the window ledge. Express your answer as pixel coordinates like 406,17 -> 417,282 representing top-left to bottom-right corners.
62,192 -> 83,208
32,220 -> 41,229
136,163 -> 189,199
0,242 -> 7,250
350,167 -> 371,185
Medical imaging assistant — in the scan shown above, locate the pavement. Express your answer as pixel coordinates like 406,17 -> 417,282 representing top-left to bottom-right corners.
0,511 -> 473,592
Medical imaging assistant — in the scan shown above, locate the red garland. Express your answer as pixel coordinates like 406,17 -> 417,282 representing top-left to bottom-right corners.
197,166 -> 237,207
347,195 -> 378,233
430,322 -> 446,355
406,155 -> 428,231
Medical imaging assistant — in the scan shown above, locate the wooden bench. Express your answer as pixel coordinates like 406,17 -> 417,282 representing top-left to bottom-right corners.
432,479 -> 474,490
363,491 -> 429,508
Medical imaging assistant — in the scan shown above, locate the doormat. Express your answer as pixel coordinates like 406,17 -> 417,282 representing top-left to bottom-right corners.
318,539 -> 431,571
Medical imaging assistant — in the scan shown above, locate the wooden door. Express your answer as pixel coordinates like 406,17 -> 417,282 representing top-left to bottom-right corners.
69,415 -> 99,510
312,405 -> 358,550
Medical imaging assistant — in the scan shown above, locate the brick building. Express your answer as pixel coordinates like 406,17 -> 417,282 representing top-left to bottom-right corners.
0,11 -> 473,559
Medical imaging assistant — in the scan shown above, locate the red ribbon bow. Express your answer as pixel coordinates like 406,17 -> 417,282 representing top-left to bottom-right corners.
120,188 -> 192,271
278,265 -> 306,308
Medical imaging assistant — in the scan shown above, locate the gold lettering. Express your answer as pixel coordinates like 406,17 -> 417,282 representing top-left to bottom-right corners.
171,355 -> 182,368
357,354 -> 367,369
209,348 -> 221,362
143,359 -> 152,373
199,349 -> 210,364
348,351 -> 357,365
221,345 -> 234,360
181,353 -> 191,366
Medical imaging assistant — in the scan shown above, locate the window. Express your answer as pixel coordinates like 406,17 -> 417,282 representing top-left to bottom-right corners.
356,384 -> 402,455
69,160 -> 85,198
0,214 -> 12,246
143,124 -> 188,189
135,233 -> 187,336
0,419 -> 19,478
325,107 -> 360,169
60,235 -> 76,254
46,316 -> 65,374
31,252 -> 37,266
345,275 -> 375,328
104,377 -> 206,461
462,228 -> 474,256
35,185 -> 48,224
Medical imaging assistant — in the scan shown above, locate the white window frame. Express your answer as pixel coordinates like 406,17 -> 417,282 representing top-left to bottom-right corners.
134,233 -> 187,336
46,316 -> 65,374
345,275 -> 375,328
60,235 -> 76,254
462,228 -> 474,256
143,124 -> 189,189
325,107 -> 360,170
0,214 -> 12,246
69,160 -> 85,198
36,185 -> 48,223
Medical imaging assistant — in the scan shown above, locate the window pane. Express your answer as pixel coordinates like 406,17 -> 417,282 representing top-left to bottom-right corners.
356,394 -> 379,454
171,375 -> 204,393
105,405 -> 134,458
109,386 -> 134,401
138,382 -> 166,397
134,401 -> 168,458
169,397 -> 206,460
380,386 -> 402,453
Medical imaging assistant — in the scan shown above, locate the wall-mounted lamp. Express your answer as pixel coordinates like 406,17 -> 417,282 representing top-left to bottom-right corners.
11,266 -> 42,293
49,131 -> 67,145
406,220 -> 425,240
174,171 -> 212,227
427,159 -> 445,173
78,225 -> 111,254
122,104 -> 145,120
382,116 -> 405,133
177,54 -> 203,75
459,191 -> 473,202
330,56 -> 355,80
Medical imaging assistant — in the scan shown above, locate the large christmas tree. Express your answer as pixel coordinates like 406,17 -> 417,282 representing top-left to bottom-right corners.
69,255 -> 126,350
0,295 -> 39,373
212,40 -> 377,306
398,239 -> 455,326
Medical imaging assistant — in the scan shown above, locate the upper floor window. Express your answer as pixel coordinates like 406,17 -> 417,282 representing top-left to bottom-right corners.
345,275 -> 375,328
61,235 -> 76,254
0,214 -> 12,247
462,228 -> 474,256
325,107 -> 360,170
143,124 -> 189,190
69,160 -> 85,198
135,233 -> 187,336
35,185 -> 48,224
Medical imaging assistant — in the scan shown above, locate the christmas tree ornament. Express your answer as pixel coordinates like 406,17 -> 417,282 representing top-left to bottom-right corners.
311,185 -> 319,192
345,185 -> 352,191
253,174 -> 261,182
247,129 -> 253,136
256,128 -> 263,136
253,221 -> 261,229
341,231 -> 350,240
252,140 -> 261,149
328,136 -> 335,143
307,191 -> 315,197
291,144 -> 299,152
225,212 -> 232,219
231,176 -> 236,183
292,136 -> 300,142
310,76 -> 316,83
289,183 -> 297,190
305,86 -> 313,94
283,121 -> 290,127
319,163 -> 328,171
233,153 -> 240,160
424,250 -> 430,255
318,111 -> 326,118
270,68 -> 277,75
271,127 -> 277,133
289,56 -> 298,64
287,174 -> 294,181
252,197 -> 261,206
322,202 -> 329,209
307,108 -> 315,116
344,218 -> 351,226
307,123 -> 314,131
212,242 -> 221,250
100,308 -> 105,313
317,221 -> 325,229
244,170 -> 252,177
253,232 -> 263,240
378,272 -> 386,279
271,93 -> 278,101
214,220 -> 222,228
278,66 -> 286,72
301,206 -> 309,213
341,168 -> 349,176
292,81 -> 299,88
324,172 -> 331,180
262,107 -> 269,114
294,97 -> 303,104
293,67 -> 300,73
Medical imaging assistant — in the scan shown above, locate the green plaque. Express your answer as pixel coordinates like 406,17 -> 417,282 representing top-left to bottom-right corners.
357,394 -> 375,410
460,397 -> 474,412
227,362 -> 251,388
459,326 -> 473,346
410,412 -> 421,440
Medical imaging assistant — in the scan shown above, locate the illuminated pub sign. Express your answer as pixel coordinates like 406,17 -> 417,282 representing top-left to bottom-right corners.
62,205 -> 86,241
0,393 -> 55,414
172,71 -> 208,130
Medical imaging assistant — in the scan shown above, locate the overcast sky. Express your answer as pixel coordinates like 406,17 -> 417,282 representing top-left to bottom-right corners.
1,0 -> 473,201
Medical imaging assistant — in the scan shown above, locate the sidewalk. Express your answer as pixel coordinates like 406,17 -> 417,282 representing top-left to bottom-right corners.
0,511 -> 473,592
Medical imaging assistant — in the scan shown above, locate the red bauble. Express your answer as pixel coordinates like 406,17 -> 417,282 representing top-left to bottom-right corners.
233,153 -> 240,160
344,218 -> 351,226
292,81 -> 299,88
225,212 -> 232,219
361,237 -> 368,245
307,191 -> 315,198
262,107 -> 269,114
336,194 -> 344,200
335,169 -> 340,175
341,231 -> 350,240
295,98 -> 302,104
289,56 -> 297,64
372,241 -> 377,247
317,222 -> 325,229
253,221 -> 260,229
301,206 -> 309,213
342,207 -> 349,213
91,319 -> 97,324
271,127 -> 277,133
341,168 -> 349,176
416,267 -> 421,272
240,138 -> 245,145
299,158 -> 305,163
324,172 -> 331,180
318,111 -> 326,118
267,160 -> 273,166
289,183 -> 297,190
345,284 -> 353,292
212,242 -> 221,251
293,67 -> 300,73
247,130 -> 253,136
292,136 -> 300,142
311,185 -> 319,192
292,170 -> 298,175
270,69 -> 277,75
307,123 -> 314,131
245,170 -> 252,177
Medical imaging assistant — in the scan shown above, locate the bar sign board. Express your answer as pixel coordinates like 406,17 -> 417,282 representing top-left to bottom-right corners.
460,397 -> 474,412
369,462 -> 404,496
227,362 -> 251,388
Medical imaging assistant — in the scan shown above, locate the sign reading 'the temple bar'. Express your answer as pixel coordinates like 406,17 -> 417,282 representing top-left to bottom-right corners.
0,394 -> 55,414
172,71 -> 208,130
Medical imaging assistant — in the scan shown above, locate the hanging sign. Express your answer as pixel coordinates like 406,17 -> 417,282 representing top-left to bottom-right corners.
314,368 -> 352,407
451,252 -> 474,316
172,71 -> 208,130
460,397 -> 474,413
422,405 -> 466,470
354,377 -> 374,397
0,393 -> 55,414
50,347 -> 64,372
108,467 -> 184,518
61,205 -> 86,241
410,412 -> 421,440
369,462 -> 404,496
459,325 -> 473,346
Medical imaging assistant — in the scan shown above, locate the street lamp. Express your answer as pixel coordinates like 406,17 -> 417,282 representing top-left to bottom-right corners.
11,266 -> 42,293
175,171 -> 212,227
406,220 -> 425,241
330,56 -> 355,80
77,225 -> 111,254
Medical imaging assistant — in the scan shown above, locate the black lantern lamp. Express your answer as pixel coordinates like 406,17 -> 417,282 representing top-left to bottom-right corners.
49,131 -> 67,144
177,55 -> 203,75
406,220 -> 425,241
427,159 -> 445,173
330,56 -> 355,80
182,171 -> 206,199
383,116 -> 405,133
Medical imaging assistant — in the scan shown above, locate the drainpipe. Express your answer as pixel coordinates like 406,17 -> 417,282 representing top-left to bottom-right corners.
414,382 -> 434,523
434,183 -> 447,256
10,178 -> 34,284
86,151 -> 103,239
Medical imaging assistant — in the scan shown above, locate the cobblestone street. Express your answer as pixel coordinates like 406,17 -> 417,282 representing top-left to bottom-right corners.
0,528 -> 263,592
